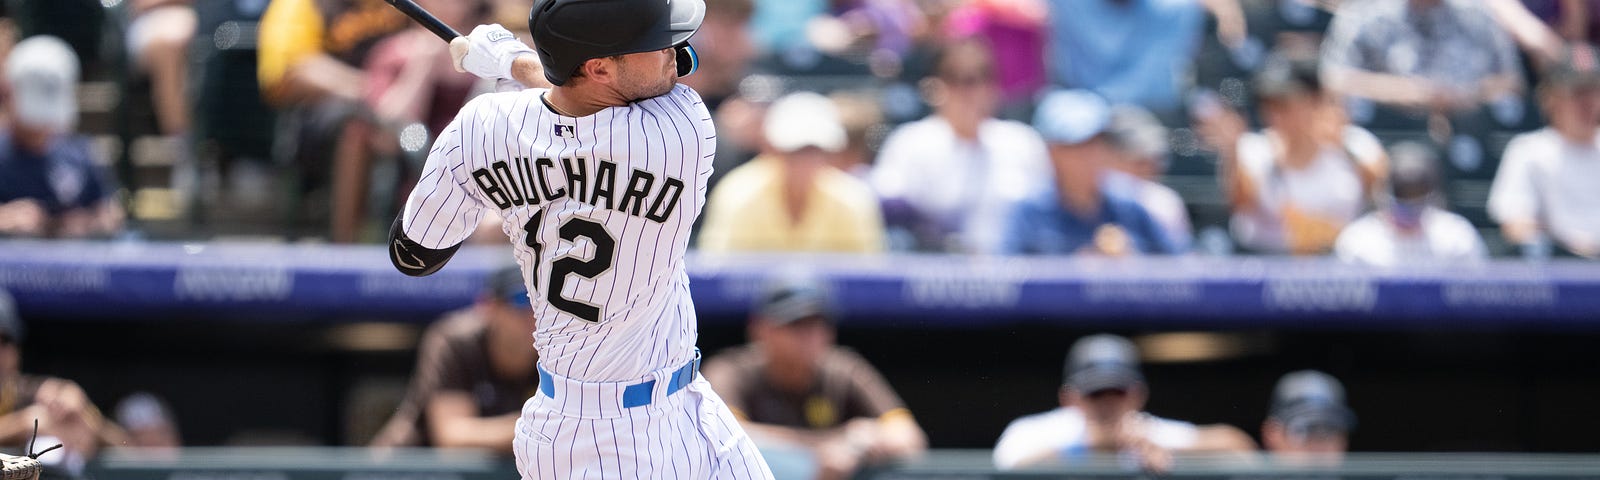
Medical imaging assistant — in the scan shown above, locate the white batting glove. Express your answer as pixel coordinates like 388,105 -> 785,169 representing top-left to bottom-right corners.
449,24 -> 536,81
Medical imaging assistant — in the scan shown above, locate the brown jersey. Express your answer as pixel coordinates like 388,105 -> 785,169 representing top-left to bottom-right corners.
370,309 -> 539,447
701,345 -> 905,430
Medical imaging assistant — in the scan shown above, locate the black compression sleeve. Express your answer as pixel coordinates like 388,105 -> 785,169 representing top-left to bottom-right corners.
388,215 -> 461,277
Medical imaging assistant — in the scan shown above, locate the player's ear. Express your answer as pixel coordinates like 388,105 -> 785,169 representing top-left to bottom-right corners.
578,57 -> 619,85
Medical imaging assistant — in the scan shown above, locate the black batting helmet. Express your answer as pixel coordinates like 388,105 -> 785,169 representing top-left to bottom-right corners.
528,0 -> 705,86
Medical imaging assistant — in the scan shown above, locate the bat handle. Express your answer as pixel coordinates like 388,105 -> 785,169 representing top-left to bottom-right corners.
423,21 -> 461,42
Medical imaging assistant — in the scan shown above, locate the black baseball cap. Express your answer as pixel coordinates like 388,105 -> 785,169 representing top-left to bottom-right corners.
1387,141 -> 1441,201
1253,54 -> 1322,100
755,276 -> 832,326
0,289 -> 22,344
486,266 -> 532,307
1064,334 -> 1144,393
1269,370 -> 1356,434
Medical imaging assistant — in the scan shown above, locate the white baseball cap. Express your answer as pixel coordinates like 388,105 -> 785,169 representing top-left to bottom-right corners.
1033,89 -> 1110,146
763,91 -> 846,154
5,35 -> 79,132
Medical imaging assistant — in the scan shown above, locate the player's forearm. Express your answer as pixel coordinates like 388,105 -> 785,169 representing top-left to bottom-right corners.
510,55 -> 553,89
432,413 -> 519,453
738,422 -> 832,448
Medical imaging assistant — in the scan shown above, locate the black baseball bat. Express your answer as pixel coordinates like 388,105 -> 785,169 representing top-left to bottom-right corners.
382,0 -> 461,41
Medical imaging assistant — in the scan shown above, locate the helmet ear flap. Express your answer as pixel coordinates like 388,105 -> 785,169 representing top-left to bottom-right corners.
675,44 -> 698,78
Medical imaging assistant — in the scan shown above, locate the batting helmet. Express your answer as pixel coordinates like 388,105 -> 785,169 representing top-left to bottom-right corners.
529,0 -> 706,86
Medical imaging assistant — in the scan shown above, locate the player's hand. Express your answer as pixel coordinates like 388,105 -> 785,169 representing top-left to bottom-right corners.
450,24 -> 536,81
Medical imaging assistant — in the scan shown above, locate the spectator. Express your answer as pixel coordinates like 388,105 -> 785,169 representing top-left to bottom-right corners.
699,91 -> 887,253
871,38 -> 1051,253
0,36 -> 123,239
993,334 -> 1256,471
942,0 -> 1048,111
348,0 -> 489,243
678,0 -> 757,109
1102,104 -> 1194,253
114,392 -> 182,451
1489,44 -> 1600,259
702,277 -> 927,480
1335,142 -> 1487,267
1262,370 -> 1355,466
1320,0 -> 1524,112
1000,90 -> 1177,256
1197,55 -> 1387,254
257,0 -> 410,242
369,266 -> 540,453
0,289 -> 129,477
124,0 -> 195,137
1045,0 -> 1243,115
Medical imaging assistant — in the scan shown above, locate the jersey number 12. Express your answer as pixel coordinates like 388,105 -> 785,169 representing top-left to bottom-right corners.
523,210 -> 616,323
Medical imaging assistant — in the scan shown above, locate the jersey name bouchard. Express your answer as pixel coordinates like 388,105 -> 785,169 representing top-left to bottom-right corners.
469,156 -> 685,224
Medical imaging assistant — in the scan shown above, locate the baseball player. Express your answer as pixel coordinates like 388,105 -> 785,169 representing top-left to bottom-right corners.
386,0 -> 773,478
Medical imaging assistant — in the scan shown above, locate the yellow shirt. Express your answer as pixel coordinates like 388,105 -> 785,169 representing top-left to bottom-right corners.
698,156 -> 886,253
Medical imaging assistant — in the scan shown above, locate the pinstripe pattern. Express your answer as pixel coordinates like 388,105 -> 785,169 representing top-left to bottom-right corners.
401,84 -> 769,479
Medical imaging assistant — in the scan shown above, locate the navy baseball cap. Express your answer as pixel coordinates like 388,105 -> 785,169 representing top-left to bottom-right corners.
1270,370 -> 1356,434
1064,334 -> 1144,392
755,276 -> 832,326
486,266 -> 532,307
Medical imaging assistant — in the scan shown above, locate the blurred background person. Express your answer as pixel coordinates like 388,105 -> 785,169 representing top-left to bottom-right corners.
1102,104 -> 1193,253
993,333 -> 1256,471
114,392 -> 182,451
1262,370 -> 1355,466
1335,141 -> 1487,267
347,0 -> 489,243
0,289 -> 128,477
123,0 -> 195,137
369,266 -> 539,454
0,35 -> 123,239
1197,55 -> 1386,255
1320,0 -> 1524,113
703,276 -> 926,480
941,0 -> 1048,116
678,0 -> 758,109
1489,43 -> 1600,259
1000,90 -> 1176,256
257,0 -> 408,242
1045,0 -> 1245,116
699,91 -> 886,253
871,38 -> 1050,253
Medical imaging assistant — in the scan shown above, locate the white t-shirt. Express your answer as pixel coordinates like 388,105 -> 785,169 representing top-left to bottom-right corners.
992,407 -> 1199,470
1334,207 -> 1487,267
1230,126 -> 1384,252
400,85 -> 713,382
1488,128 -> 1600,254
871,116 -> 1052,253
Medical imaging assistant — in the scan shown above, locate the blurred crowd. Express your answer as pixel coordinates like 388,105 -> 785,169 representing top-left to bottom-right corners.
0,0 -> 1597,263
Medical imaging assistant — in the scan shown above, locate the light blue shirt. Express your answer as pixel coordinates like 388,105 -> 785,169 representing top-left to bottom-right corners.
1047,0 -> 1204,113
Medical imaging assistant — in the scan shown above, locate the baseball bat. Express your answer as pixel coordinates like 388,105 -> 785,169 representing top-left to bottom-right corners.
382,0 -> 461,41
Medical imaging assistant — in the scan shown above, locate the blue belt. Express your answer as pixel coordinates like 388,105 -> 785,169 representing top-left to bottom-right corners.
537,353 -> 701,409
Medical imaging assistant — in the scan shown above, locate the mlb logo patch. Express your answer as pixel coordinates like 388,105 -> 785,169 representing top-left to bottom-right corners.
555,124 -> 576,138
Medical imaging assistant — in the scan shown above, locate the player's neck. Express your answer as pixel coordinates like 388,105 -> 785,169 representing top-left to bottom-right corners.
546,86 -> 625,117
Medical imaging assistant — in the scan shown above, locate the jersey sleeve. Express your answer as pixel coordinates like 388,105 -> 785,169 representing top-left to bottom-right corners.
1488,133 -> 1540,225
256,0 -> 326,103
839,350 -> 907,419
400,104 -> 491,250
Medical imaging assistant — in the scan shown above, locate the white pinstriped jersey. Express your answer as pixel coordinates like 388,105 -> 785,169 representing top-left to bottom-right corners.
401,84 -> 714,383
